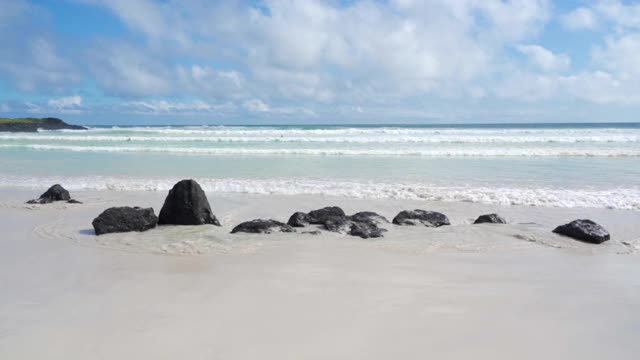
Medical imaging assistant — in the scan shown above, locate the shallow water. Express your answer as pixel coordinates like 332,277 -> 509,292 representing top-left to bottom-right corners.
1,123 -> 639,209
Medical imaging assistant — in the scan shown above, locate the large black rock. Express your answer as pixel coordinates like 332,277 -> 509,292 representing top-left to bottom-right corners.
474,214 -> 506,224
553,219 -> 610,244
92,207 -> 158,235
27,184 -> 72,204
287,211 -> 312,227
392,210 -> 450,227
158,180 -> 220,226
308,206 -> 346,224
231,219 -> 295,234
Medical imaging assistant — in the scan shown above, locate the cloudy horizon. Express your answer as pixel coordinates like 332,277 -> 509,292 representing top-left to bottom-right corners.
1,0 -> 640,124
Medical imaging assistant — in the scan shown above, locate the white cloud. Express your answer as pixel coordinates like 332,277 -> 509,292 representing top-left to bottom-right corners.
121,100 -> 236,115
48,95 -> 82,109
243,98 -> 316,116
87,41 -> 172,97
516,44 -> 571,72
84,0 -> 550,103
594,0 -> 640,30
563,1 -> 640,31
6,0 -> 640,120
562,7 -> 598,30
243,99 -> 270,113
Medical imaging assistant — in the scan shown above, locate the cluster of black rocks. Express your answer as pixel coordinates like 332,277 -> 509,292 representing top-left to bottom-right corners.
27,180 -> 613,245
233,209 -> 497,239
92,179 -> 220,235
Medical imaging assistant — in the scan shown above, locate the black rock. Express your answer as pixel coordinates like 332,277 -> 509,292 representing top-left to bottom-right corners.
92,207 -> 158,235
67,199 -> 83,204
287,211 -> 312,227
349,211 -> 389,224
474,214 -> 506,224
324,216 -> 352,234
553,219 -> 610,244
27,184 -> 71,204
308,206 -> 346,224
392,209 -> 450,227
231,219 -> 294,234
350,221 -> 386,239
158,179 -> 220,226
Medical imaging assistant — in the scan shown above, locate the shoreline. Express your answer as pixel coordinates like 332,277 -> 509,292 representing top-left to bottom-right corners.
2,187 -> 640,358
3,187 -> 639,256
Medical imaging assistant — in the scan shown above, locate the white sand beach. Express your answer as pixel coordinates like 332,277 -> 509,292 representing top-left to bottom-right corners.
1,188 -> 639,359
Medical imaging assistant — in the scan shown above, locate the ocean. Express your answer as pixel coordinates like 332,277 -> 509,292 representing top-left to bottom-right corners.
1,123 -> 639,210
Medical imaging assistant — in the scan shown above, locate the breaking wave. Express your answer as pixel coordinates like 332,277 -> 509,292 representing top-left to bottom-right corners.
2,175 -> 639,210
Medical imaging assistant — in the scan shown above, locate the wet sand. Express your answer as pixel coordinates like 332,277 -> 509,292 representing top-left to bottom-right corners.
1,188 -> 639,359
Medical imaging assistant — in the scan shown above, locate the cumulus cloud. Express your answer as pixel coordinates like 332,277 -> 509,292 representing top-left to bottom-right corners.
121,99 -> 236,115
516,44 -> 571,72
562,7 -> 598,30
3,0 -> 640,120
243,98 -> 316,116
48,95 -> 82,109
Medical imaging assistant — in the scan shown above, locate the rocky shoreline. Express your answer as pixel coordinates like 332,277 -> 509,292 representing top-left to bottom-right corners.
0,117 -> 87,132
26,180 -> 613,245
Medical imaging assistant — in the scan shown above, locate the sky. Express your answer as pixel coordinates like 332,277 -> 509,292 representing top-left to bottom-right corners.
1,0 -> 640,125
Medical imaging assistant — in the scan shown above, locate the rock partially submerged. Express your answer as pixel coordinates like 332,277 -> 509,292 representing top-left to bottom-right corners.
231,219 -> 294,234
324,216 -> 352,234
26,184 -> 80,204
474,213 -> 506,224
158,179 -> 220,226
392,210 -> 450,227
92,207 -> 158,235
349,220 -> 386,239
286,207 -> 387,238
308,206 -> 346,224
553,219 -> 610,244
287,211 -> 312,227
349,211 -> 389,224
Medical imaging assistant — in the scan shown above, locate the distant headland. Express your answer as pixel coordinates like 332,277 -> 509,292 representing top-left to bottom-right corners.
0,117 -> 87,132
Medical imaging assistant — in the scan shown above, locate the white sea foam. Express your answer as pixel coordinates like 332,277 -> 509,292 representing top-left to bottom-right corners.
36,126 -> 640,136
3,133 -> 640,143
2,175 -> 638,210
0,143 -> 638,157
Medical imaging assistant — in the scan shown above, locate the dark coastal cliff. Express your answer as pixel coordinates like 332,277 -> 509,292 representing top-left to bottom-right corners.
0,117 -> 87,132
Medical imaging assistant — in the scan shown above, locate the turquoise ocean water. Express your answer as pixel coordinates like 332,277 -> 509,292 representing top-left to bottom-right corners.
1,123 -> 639,209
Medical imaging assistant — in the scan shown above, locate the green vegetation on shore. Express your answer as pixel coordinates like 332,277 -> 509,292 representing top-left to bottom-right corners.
0,117 -> 46,124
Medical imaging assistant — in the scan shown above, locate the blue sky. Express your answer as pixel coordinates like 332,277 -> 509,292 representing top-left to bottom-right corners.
1,0 -> 640,124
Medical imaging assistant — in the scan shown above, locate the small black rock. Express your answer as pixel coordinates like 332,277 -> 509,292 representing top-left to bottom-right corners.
392,210 -> 450,227
158,179 -> 220,226
231,219 -> 295,234
92,207 -> 158,235
553,219 -> 610,244
27,184 -> 71,204
474,214 -> 506,224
